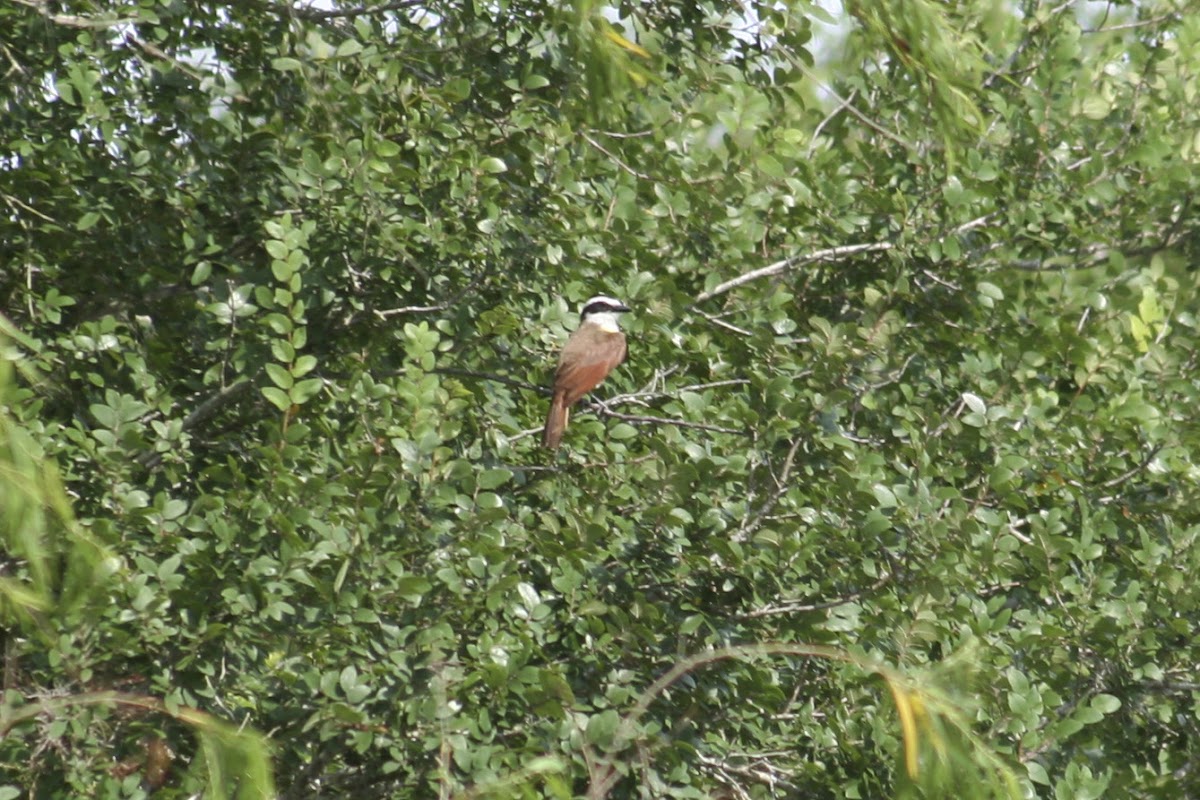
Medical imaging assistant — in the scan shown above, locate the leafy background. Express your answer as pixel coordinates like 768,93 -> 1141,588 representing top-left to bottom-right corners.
2,0 -> 1200,797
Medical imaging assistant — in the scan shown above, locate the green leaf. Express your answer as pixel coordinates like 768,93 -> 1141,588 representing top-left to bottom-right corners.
608,423 -> 637,440
158,554 -> 181,580
265,363 -> 294,390
90,403 -> 117,428
477,468 -> 512,490
872,484 -> 897,508
191,261 -> 212,285
1081,94 -> 1111,120
395,576 -> 432,603
292,355 -> 318,377
336,39 -> 364,58
261,386 -> 292,412
479,157 -> 507,174
585,709 -> 621,748
162,499 -> 188,520
339,665 -> 358,693
444,77 -> 471,101
290,378 -> 323,404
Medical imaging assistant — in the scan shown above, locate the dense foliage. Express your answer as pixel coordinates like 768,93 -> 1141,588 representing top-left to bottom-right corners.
3,0 -> 1200,797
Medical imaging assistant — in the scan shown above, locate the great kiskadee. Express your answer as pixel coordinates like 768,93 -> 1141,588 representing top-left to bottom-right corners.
542,295 -> 632,449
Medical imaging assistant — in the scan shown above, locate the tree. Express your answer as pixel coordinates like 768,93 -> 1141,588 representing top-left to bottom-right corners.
2,0 -> 1199,797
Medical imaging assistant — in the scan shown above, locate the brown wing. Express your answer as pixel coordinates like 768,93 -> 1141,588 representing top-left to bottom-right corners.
553,330 -> 626,407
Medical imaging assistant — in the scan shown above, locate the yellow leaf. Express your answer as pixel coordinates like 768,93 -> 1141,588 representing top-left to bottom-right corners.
602,26 -> 650,59
887,679 -> 921,778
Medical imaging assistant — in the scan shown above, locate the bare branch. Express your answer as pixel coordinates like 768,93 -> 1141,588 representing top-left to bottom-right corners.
373,267 -> 488,319
1141,680 -> 1200,693
735,436 -> 803,542
1100,445 -> 1164,489
1,192 -> 58,224
285,0 -> 426,21
180,380 -> 254,434
431,367 -> 541,394
588,129 -> 655,139
11,0 -> 137,28
780,50 -> 915,151
602,378 -> 751,406
695,210 -> 1003,307
950,212 -> 999,236
437,367 -> 748,437
136,381 -> 254,470
738,573 -> 891,620
694,242 -> 894,304
697,752 -> 798,794
1082,12 -> 1182,34
587,404 -> 747,437
375,304 -> 448,318
695,308 -> 753,337
824,85 -> 916,151
807,89 -> 858,158
618,643 -> 853,746
581,132 -> 651,181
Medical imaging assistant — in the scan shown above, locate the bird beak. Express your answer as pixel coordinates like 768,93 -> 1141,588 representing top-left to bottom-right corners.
616,303 -> 632,313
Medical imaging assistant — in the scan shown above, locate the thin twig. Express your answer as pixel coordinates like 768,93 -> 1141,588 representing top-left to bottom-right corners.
1099,445 -> 1164,489
374,268 -> 488,319
806,89 -> 858,158
1,192 -> 58,224
580,132 -> 651,180
695,308 -> 753,336
781,49 -> 915,151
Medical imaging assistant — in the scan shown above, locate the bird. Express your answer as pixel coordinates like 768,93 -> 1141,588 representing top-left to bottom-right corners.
542,295 -> 632,449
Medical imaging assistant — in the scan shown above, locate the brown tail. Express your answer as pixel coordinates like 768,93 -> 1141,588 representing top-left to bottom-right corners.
542,392 -> 569,449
